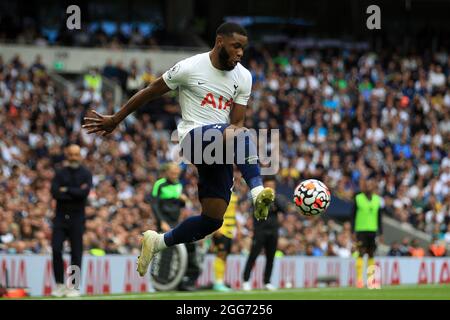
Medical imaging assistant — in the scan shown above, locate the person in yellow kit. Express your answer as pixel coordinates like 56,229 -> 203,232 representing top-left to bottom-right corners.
83,68 -> 102,93
352,174 -> 383,288
212,192 -> 238,291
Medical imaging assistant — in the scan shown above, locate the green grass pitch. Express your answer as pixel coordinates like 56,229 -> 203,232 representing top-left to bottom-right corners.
31,284 -> 450,300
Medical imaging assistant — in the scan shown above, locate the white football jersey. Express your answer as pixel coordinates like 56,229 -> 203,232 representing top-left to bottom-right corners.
162,52 -> 252,142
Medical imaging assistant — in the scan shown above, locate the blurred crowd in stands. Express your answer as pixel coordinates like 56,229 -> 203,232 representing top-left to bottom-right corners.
0,44 -> 449,257
0,15 -> 161,49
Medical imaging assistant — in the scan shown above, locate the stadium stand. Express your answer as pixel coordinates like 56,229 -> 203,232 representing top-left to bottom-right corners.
0,44 -> 448,257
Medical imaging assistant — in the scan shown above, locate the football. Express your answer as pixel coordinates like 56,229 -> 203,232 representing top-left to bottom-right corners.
294,179 -> 331,216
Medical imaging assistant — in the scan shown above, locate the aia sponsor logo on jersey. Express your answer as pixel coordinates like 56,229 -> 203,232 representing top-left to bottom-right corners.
201,93 -> 233,110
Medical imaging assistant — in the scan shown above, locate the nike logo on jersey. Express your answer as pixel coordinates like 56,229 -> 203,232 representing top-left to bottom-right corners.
198,81 -> 205,85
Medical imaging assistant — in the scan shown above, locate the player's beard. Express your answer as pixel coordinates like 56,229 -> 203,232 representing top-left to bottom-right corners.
218,46 -> 234,71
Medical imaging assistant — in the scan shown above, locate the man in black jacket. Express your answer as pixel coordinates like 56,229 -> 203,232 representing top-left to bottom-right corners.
50,144 -> 92,297
242,176 -> 287,291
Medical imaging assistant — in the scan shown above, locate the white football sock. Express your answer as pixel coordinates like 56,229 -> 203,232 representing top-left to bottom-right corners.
250,185 -> 264,204
156,233 -> 167,251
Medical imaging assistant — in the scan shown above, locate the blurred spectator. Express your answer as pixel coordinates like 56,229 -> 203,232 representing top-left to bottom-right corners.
388,242 -> 404,256
126,67 -> 144,97
83,68 -> 102,93
141,60 -> 156,86
445,224 -> 450,244
102,59 -> 117,79
409,239 -> 426,258
0,221 -> 14,250
399,237 -> 412,256
429,237 -> 447,257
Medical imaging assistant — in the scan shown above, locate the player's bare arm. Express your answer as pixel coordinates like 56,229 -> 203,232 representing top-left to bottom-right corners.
82,77 -> 171,136
229,103 -> 246,128
224,103 -> 246,141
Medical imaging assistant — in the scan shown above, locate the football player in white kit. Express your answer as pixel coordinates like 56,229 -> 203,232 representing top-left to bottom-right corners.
83,22 -> 275,277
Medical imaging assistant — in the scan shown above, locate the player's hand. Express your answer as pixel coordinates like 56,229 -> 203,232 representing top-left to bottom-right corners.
82,110 -> 118,136
59,187 -> 68,192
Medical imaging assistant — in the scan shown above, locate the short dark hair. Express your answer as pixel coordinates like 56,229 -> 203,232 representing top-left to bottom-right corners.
216,22 -> 247,37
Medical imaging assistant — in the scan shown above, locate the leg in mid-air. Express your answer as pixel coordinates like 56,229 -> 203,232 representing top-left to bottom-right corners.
224,124 -> 275,220
137,123 -> 274,277
137,197 -> 227,277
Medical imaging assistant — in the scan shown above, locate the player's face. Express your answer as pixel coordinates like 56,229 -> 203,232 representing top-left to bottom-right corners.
218,33 -> 248,71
